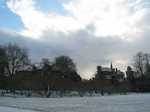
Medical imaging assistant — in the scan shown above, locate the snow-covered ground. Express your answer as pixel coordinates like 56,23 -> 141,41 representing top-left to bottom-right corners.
0,106 -> 37,112
0,94 -> 150,112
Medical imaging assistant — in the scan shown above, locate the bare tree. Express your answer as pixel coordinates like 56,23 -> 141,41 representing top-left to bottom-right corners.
5,43 -> 30,77
133,52 -> 150,77
126,66 -> 134,81
133,52 -> 145,77
41,58 -> 52,71
40,58 -> 52,94
144,53 -> 150,76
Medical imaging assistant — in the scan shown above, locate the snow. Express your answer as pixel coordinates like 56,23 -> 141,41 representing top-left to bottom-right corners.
0,94 -> 150,112
0,106 -> 37,112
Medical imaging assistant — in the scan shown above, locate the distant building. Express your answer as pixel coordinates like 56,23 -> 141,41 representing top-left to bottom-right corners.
95,63 -> 125,81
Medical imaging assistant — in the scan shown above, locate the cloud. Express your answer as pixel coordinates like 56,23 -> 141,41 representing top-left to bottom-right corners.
3,0 -> 150,79
1,26 -> 150,79
6,0 -> 83,38
0,28 -> 137,79
6,0 -> 150,39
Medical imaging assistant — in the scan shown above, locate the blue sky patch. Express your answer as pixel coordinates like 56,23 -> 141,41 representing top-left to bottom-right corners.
0,0 -> 24,31
37,0 -> 66,15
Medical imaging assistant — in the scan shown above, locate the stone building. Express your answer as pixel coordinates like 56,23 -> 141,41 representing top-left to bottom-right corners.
95,63 -> 124,81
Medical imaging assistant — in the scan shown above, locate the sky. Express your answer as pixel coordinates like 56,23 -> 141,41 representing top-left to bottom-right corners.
0,0 -> 150,79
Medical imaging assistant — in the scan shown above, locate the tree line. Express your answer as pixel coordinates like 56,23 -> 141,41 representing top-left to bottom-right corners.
0,43 -> 81,92
0,43 -> 150,96
126,52 -> 150,92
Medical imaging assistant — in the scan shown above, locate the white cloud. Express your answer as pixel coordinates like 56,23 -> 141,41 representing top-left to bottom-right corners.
6,0 -> 150,40
6,0 -> 84,38
64,0 -> 150,39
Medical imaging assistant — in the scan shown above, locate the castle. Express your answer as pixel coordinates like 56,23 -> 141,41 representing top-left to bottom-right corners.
96,63 -> 125,81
